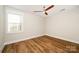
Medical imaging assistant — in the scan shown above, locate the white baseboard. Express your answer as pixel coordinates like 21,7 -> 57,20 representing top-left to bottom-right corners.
4,35 -> 44,45
4,34 -> 79,47
46,34 -> 79,44
0,44 -> 5,53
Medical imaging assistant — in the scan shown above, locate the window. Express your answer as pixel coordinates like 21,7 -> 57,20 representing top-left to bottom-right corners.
6,8 -> 23,33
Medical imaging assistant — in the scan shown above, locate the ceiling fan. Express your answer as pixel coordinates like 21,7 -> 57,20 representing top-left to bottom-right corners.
33,5 -> 54,15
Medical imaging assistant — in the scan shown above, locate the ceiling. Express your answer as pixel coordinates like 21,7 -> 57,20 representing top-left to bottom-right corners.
7,5 -> 78,18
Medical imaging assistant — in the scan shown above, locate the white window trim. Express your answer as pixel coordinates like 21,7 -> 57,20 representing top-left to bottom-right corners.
5,7 -> 24,34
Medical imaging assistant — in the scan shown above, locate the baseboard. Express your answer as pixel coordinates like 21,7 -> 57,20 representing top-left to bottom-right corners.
45,34 -> 79,44
4,35 -> 44,45
4,34 -> 79,46
0,45 -> 5,53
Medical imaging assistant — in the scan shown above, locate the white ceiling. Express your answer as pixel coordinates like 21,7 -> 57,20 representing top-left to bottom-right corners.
7,5 -> 78,18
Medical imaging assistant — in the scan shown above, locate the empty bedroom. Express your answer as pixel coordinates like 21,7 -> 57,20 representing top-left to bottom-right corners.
0,5 -> 79,53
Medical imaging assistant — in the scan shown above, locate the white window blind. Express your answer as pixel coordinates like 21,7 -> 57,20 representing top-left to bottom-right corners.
6,7 -> 23,33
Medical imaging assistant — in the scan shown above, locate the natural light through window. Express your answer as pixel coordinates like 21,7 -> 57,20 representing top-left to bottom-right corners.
7,10 -> 23,33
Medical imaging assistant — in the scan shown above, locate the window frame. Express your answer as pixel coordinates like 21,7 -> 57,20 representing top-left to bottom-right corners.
5,7 -> 24,34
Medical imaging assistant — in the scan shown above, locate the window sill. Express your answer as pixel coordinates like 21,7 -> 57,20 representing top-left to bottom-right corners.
6,31 -> 23,34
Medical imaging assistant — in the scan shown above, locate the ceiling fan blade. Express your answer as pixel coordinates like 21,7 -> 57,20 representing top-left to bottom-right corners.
45,5 -> 54,11
33,11 -> 43,12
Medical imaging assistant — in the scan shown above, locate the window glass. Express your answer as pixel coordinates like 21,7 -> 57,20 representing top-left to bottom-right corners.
7,13 -> 23,33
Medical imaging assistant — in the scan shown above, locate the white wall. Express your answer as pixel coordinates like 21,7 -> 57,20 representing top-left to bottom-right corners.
5,7 -> 45,44
4,6 -> 79,45
0,6 -> 5,52
46,6 -> 79,43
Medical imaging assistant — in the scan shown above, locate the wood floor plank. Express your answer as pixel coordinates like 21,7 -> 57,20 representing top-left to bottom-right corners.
2,35 -> 79,53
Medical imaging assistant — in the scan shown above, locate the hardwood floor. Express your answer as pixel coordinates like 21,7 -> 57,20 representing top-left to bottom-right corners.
2,35 -> 79,53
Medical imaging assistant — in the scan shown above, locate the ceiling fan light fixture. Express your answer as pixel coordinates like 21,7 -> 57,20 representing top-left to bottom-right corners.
45,11 -> 48,15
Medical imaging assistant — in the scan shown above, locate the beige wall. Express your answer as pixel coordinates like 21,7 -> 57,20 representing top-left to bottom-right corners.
5,7 -> 45,44
0,6 -> 5,52
1,5 -> 79,48
46,7 -> 79,43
